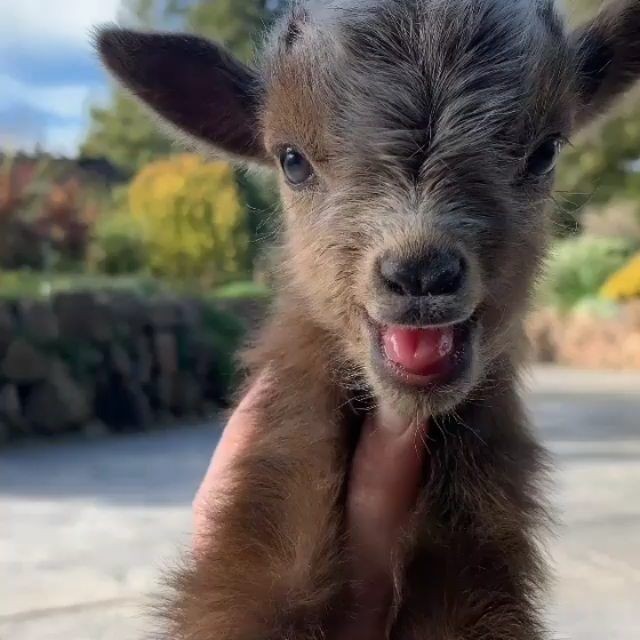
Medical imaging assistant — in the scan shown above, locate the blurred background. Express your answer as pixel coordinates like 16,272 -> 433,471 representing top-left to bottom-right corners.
0,1 -> 638,639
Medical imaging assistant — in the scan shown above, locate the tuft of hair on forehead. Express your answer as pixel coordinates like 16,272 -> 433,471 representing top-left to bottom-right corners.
280,3 -> 309,51
264,0 -> 572,183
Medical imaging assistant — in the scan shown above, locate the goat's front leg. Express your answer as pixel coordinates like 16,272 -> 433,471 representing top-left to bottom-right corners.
166,364 -> 351,640
392,537 -> 547,640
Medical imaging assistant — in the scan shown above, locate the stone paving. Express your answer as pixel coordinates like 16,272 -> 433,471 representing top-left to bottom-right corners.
1,365 -> 639,640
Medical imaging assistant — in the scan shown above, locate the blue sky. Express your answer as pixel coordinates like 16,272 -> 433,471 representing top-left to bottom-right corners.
0,0 -> 121,156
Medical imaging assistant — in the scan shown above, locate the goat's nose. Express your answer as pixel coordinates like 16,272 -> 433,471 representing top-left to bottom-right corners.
378,248 -> 466,297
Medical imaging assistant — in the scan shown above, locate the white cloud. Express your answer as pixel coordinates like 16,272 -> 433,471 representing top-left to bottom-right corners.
0,104 -> 92,156
0,122 -> 84,156
0,74 -> 91,119
0,2 -> 118,154
0,1 -> 145,156
0,0 -> 120,52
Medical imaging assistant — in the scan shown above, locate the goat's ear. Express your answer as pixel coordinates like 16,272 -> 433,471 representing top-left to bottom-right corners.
571,0 -> 640,130
96,27 -> 269,163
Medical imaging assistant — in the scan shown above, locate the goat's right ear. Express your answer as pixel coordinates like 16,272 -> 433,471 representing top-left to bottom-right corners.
571,0 -> 640,131
96,27 -> 269,164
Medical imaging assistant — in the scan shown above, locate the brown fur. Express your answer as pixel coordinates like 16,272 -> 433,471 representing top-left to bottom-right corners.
96,2 -> 640,638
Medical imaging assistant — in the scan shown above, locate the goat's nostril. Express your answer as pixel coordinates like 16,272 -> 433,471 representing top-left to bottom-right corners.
379,256 -> 414,296
425,254 -> 465,296
378,249 -> 466,297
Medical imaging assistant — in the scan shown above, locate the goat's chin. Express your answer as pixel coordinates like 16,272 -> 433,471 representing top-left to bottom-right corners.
367,370 -> 478,419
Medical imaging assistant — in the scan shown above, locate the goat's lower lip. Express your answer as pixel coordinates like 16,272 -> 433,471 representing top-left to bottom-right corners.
369,318 -> 473,388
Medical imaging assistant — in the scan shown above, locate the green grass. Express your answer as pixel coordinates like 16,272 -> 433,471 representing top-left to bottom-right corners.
0,271 -> 168,300
0,271 -> 271,310
211,280 -> 271,300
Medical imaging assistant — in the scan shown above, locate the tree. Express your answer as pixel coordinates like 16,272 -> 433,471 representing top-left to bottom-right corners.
187,0 -> 276,62
81,92 -> 172,176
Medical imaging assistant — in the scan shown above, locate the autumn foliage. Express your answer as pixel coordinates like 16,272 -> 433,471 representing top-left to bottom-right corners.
128,154 -> 250,284
601,253 -> 640,302
0,157 -> 94,269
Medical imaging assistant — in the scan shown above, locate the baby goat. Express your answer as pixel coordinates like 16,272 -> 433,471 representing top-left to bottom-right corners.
98,1 -> 640,638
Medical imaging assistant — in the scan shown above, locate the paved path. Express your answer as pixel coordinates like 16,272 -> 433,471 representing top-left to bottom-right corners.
1,366 -> 639,640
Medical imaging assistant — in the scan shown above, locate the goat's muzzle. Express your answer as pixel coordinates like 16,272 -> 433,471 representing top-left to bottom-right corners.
363,245 -> 481,395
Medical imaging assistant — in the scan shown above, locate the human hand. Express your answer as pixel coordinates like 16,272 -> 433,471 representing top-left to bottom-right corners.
193,377 -> 427,640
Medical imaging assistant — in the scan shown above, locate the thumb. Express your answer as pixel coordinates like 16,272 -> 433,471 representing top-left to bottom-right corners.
347,401 -> 428,595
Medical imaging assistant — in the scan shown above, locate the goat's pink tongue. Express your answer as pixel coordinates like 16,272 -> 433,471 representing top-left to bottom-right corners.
382,325 -> 455,376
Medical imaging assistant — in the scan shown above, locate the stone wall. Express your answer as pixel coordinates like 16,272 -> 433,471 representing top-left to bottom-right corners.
0,291 -> 251,442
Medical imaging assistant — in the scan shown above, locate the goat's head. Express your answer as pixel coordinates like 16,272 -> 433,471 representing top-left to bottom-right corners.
98,0 -> 640,416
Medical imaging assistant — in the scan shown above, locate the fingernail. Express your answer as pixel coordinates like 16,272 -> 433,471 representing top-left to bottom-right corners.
376,400 -> 413,436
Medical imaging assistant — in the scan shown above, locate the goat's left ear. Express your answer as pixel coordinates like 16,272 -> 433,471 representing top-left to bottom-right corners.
571,0 -> 640,130
96,27 -> 269,164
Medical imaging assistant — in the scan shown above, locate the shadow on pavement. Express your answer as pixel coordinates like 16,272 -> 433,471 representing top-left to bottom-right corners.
1,378 -> 639,506
0,424 -> 221,507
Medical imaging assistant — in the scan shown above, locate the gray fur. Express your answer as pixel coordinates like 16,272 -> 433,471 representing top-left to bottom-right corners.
259,0 -> 576,415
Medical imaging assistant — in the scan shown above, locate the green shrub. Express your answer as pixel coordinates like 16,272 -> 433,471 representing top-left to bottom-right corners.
542,236 -> 636,310
90,213 -> 147,275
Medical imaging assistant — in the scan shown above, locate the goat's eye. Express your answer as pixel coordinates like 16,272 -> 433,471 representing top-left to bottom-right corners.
525,137 -> 563,177
280,147 -> 314,186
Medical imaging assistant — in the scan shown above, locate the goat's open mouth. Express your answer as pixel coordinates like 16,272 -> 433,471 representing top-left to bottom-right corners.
368,316 -> 476,389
